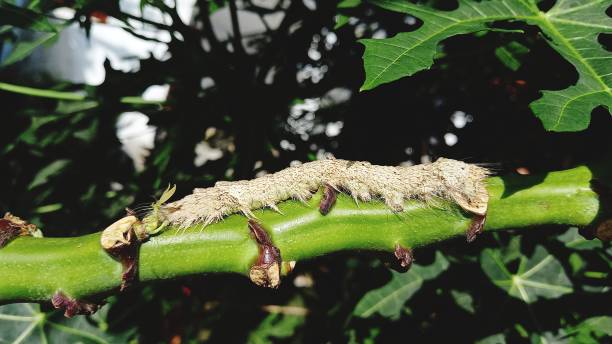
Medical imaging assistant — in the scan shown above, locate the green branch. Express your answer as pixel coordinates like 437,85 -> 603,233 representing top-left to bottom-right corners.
0,165 -> 608,304
0,82 -> 165,106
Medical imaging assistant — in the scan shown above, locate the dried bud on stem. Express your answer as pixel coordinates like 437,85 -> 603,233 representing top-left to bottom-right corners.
0,213 -> 40,248
466,214 -> 487,243
51,292 -> 100,318
100,215 -> 147,291
394,244 -> 414,270
248,220 -> 282,288
319,184 -> 337,215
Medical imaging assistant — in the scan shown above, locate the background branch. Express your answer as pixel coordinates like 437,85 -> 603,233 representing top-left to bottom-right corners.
228,0 -> 246,55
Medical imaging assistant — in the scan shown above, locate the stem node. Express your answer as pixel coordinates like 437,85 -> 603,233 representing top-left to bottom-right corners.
248,220 -> 282,288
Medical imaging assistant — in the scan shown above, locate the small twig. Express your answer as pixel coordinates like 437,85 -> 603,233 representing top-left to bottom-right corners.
0,81 -> 166,106
228,0 -> 246,55
0,82 -> 86,101
261,305 -> 309,316
118,11 -> 174,31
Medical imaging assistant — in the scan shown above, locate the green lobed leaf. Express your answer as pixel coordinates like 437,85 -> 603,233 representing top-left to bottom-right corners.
353,251 -> 449,318
480,245 -> 573,303
360,0 -> 612,132
575,316 -> 612,336
0,303 -> 132,343
557,227 -> 602,250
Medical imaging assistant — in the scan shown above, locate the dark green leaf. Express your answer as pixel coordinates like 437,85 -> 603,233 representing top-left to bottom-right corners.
34,203 -> 63,214
0,303 -> 131,343
1,32 -> 57,67
248,313 -> 305,344
248,297 -> 306,344
450,290 -> 475,314
28,160 -> 71,190
567,316 -> 612,343
0,2 -> 57,32
338,0 -> 360,9
480,245 -> 572,303
335,14 -> 350,30
361,0 -> 612,131
476,333 -> 506,344
353,251 -> 449,318
73,118 -> 99,142
495,41 -> 530,71
557,227 -> 602,250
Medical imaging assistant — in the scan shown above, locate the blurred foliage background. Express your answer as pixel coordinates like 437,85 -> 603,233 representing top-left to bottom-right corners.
0,0 -> 610,342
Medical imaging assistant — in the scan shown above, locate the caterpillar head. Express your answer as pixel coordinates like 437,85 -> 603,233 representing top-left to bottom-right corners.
433,158 -> 490,215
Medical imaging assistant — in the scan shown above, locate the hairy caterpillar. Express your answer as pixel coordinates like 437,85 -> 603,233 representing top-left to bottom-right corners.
158,157 -> 490,228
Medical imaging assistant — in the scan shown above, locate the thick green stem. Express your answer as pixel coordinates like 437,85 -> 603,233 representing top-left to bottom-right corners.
0,166 -> 607,304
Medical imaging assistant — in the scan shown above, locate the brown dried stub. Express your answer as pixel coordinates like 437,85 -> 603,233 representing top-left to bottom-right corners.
0,213 -> 40,248
0,219 -> 20,248
113,226 -> 140,291
592,219 -> 612,242
394,244 -> 414,270
466,214 -> 487,243
248,220 -> 282,288
100,215 -> 148,251
52,291 -> 101,318
587,179 -> 612,242
100,214 -> 148,291
319,184 -> 337,215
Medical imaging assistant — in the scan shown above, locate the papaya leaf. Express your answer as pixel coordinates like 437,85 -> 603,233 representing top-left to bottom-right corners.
0,303 -> 132,343
557,227 -> 602,250
480,245 -> 572,303
353,251 -> 449,318
568,316 -> 612,339
360,0 -> 611,132
1,32 -> 57,67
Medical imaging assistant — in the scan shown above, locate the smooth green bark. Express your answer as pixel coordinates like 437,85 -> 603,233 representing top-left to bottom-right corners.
0,165 -> 607,304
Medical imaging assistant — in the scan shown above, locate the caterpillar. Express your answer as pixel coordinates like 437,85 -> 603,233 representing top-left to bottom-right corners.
159,157 -> 490,228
